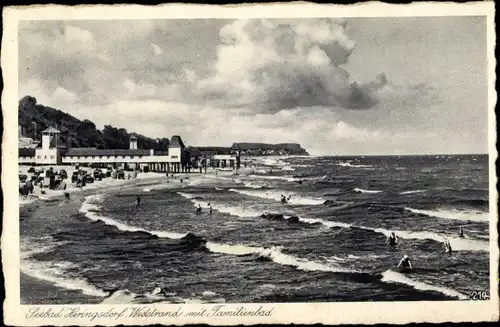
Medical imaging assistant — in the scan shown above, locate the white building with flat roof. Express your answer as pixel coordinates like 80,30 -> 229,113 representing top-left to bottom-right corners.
18,128 -> 193,173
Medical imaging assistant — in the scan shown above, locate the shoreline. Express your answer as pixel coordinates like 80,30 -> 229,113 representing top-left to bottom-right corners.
19,166 -> 234,207
19,170 -> 230,304
20,272 -> 103,305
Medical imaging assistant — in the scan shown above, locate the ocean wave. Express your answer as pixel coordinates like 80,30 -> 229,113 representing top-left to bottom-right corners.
253,169 -> 270,174
400,190 -> 426,195
300,215 -> 488,252
102,287 -> 225,304
243,181 -> 265,189
281,166 -> 295,171
258,158 -> 287,167
20,238 -> 60,260
206,243 -> 353,273
405,207 -> 489,222
381,270 -> 467,300
21,258 -> 108,297
356,225 -> 488,252
82,195 -> 354,275
19,195 -> 40,206
80,195 -> 186,239
337,162 -> 373,168
178,192 -> 262,217
353,188 -> 383,194
298,217 -> 351,229
248,175 -> 300,182
229,189 -> 325,205
451,199 -> 488,208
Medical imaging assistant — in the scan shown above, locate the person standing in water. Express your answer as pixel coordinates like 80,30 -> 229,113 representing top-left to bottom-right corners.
397,254 -> 412,269
196,204 -> 202,214
136,195 -> 141,208
209,206 -> 213,215
459,227 -> 465,238
385,232 -> 398,246
443,238 -> 453,255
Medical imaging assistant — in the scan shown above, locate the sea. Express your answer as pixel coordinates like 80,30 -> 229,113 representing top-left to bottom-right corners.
19,154 -> 492,304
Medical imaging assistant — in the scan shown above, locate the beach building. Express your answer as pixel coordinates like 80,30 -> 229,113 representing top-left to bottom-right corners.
18,126 -> 39,149
187,146 -> 241,170
18,127 -> 241,172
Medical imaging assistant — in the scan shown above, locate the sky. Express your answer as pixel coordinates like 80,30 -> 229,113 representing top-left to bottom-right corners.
18,17 -> 489,155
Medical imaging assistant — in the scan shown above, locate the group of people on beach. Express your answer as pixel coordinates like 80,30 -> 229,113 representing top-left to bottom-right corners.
386,227 -> 466,269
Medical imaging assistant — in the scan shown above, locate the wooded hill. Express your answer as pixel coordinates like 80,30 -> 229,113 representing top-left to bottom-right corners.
18,96 -> 170,150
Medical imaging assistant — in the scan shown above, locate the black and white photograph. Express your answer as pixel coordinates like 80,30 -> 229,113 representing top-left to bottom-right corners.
2,2 -> 498,325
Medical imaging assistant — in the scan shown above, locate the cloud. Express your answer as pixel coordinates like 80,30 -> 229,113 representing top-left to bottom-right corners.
151,43 -> 163,56
64,25 -> 94,44
17,18 -> 488,155
194,19 -> 388,112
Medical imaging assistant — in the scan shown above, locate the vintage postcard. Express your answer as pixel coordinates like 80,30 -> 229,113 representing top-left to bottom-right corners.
2,1 -> 498,326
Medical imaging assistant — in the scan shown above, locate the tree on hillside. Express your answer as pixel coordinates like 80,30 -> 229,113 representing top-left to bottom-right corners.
19,96 -> 173,150
19,95 -> 37,110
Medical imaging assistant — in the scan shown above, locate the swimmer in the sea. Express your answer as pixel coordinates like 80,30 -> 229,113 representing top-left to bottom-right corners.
397,254 -> 412,269
385,232 -> 398,246
280,194 -> 287,204
196,204 -> 202,214
135,195 -> 141,208
209,206 -> 213,215
459,227 -> 465,238
443,238 -> 453,255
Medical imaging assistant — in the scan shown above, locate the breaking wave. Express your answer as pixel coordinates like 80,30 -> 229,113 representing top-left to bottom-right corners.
405,207 -> 489,222
21,255 -> 108,298
248,175 -> 300,182
381,270 -> 467,300
337,162 -> 373,168
400,189 -> 426,195
80,195 -> 186,239
178,192 -> 262,217
353,188 -> 383,194
229,188 -> 325,205
243,181 -> 265,189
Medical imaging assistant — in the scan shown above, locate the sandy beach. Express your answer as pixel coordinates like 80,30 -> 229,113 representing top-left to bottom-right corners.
19,167 -> 233,304
18,164 -> 229,206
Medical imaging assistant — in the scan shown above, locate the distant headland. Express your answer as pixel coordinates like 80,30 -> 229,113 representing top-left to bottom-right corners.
230,143 -> 309,156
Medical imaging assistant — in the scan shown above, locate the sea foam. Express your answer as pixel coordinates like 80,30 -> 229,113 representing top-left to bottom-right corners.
178,192 -> 262,217
21,258 -> 108,297
400,190 -> 426,195
381,270 -> 467,300
405,207 -> 489,222
229,188 -> 325,205
353,188 -> 383,194
80,195 -> 186,239
337,162 -> 373,168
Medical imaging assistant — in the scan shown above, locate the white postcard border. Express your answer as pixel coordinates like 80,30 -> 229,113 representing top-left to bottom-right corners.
2,2 -> 498,326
